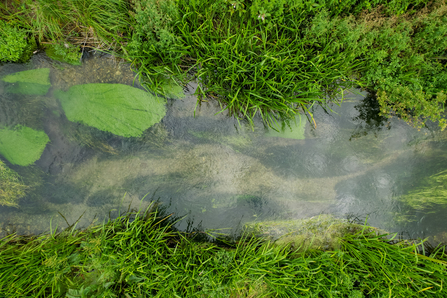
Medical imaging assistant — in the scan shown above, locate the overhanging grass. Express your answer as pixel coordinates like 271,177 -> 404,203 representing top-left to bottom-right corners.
0,206 -> 446,297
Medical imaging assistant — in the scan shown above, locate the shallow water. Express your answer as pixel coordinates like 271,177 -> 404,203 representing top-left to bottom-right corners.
1,52 -> 447,242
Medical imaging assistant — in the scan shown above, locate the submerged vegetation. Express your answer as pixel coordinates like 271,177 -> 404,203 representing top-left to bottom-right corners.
400,169 -> 447,210
0,160 -> 28,207
0,207 -> 446,297
0,0 -> 446,128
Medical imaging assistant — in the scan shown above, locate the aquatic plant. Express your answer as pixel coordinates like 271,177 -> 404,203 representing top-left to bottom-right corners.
0,160 -> 28,207
56,84 -> 167,137
0,207 -> 446,297
1,68 -> 51,95
0,125 -> 50,166
400,169 -> 447,210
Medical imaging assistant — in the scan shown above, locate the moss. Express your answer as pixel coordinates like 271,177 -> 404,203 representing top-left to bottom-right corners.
45,43 -> 82,65
0,160 -> 28,207
0,125 -> 50,166
0,20 -> 36,63
56,83 -> 167,137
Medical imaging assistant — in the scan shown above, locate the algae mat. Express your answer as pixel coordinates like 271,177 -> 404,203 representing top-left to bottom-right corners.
56,84 -> 166,137
0,125 -> 50,166
1,68 -> 51,95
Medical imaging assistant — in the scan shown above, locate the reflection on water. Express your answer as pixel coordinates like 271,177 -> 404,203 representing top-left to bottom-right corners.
1,52 -> 447,243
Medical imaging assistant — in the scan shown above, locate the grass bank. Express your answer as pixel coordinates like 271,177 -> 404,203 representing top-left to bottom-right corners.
0,206 -> 446,297
1,0 -> 447,128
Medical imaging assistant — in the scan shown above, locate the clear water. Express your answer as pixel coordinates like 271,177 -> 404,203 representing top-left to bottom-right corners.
1,52 -> 447,243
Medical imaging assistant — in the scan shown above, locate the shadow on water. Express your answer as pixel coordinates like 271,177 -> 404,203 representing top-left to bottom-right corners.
349,92 -> 391,140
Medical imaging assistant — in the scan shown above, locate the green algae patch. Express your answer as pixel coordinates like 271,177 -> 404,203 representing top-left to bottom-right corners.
265,114 -> 306,140
0,126 -> 50,166
1,68 -> 51,95
56,84 -> 167,137
0,160 -> 28,207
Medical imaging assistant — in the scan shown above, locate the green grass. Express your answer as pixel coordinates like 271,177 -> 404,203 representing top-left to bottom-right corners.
0,205 -> 446,297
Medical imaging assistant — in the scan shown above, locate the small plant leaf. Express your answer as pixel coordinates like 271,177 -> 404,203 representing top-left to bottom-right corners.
56,83 -> 167,137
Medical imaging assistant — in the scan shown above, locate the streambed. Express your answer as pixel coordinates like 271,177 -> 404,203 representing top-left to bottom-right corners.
1,52 -> 447,242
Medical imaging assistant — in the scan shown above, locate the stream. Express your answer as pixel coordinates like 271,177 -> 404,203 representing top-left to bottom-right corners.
1,52 -> 447,243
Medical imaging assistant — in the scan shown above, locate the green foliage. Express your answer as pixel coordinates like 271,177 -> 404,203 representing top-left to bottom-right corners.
0,125 -> 50,166
0,208 -> 446,297
248,0 -> 287,23
0,160 -> 28,207
300,3 -> 447,129
45,42 -> 82,65
56,84 -> 167,137
125,0 -> 444,128
1,68 -> 51,95
0,20 -> 35,62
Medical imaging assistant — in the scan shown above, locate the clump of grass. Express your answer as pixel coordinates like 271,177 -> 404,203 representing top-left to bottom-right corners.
1,205 -> 446,297
0,160 -> 28,207
1,0 -> 132,56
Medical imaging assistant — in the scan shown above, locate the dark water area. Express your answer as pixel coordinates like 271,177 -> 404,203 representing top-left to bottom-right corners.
1,52 -> 447,243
